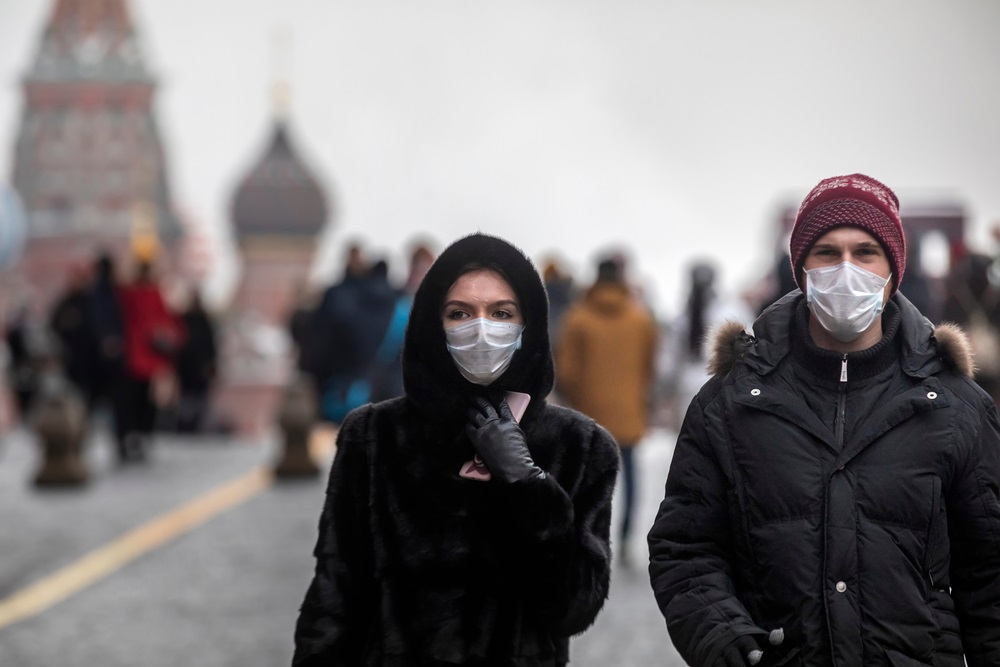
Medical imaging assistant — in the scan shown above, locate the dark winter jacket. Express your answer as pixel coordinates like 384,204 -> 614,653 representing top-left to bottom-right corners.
293,233 -> 620,666
648,291 -> 1000,667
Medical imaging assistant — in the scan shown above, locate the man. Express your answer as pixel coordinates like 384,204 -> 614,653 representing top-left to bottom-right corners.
556,257 -> 658,565
647,174 -> 1000,666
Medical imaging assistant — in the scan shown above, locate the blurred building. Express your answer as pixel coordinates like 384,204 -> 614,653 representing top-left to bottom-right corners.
7,0 -> 182,316
214,90 -> 331,438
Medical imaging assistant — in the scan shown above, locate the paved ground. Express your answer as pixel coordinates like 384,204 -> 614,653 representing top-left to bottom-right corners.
0,419 -> 686,667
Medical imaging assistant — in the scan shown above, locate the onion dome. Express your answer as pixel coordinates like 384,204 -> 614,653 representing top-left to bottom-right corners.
230,121 -> 329,238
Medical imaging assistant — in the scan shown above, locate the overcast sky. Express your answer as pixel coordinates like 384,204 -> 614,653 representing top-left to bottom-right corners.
2,0 -> 1000,314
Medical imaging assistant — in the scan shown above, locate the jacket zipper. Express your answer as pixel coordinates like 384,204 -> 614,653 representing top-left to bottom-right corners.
835,355 -> 847,449
830,354 -> 849,667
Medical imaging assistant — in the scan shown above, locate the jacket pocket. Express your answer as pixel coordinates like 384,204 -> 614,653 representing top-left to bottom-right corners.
922,476 -> 949,590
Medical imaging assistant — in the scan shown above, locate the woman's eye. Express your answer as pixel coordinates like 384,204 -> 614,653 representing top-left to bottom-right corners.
446,310 -> 468,320
493,309 -> 513,320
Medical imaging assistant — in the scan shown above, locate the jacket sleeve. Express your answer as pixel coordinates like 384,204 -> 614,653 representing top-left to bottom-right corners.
292,406 -> 376,666
647,396 -> 764,666
949,398 -> 1000,666
490,418 -> 619,636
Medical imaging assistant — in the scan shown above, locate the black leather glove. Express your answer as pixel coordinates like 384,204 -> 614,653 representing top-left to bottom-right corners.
465,397 -> 546,484
721,635 -> 763,667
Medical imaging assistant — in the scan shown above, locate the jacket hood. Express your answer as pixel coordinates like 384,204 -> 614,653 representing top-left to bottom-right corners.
402,233 -> 554,421
707,291 -> 974,379
583,282 -> 631,315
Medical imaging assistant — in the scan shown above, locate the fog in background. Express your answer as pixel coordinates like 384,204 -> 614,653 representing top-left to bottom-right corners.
2,0 -> 999,316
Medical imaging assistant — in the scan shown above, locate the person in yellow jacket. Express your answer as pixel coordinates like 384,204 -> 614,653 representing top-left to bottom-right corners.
555,257 -> 659,565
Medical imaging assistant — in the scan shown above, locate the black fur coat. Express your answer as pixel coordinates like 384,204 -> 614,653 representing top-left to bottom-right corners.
293,234 -> 620,666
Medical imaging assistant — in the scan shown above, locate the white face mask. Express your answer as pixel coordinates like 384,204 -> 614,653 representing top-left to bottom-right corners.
805,261 -> 891,343
445,318 -> 524,385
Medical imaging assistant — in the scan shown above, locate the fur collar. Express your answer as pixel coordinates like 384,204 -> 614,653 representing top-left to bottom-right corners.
707,310 -> 975,379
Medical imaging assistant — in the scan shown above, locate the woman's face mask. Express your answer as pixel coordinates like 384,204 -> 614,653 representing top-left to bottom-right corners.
445,318 -> 524,385
442,268 -> 525,385
805,261 -> 891,343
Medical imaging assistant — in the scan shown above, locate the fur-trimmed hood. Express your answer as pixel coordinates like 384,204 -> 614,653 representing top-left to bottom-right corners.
707,291 -> 975,379
401,233 -> 554,423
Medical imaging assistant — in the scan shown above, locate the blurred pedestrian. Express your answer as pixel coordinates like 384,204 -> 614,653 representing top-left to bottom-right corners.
940,232 -> 1000,406
403,238 -> 436,296
901,238 -> 937,321
659,260 -> 753,429
555,256 -> 658,566
81,252 -> 126,415
314,249 -> 412,420
541,255 -> 575,350
293,233 -> 619,666
4,302 -> 40,421
174,289 -> 218,433
114,260 -> 185,461
287,279 -> 323,391
313,243 -> 369,423
648,173 -> 1000,666
49,263 -> 94,399
361,259 -> 410,404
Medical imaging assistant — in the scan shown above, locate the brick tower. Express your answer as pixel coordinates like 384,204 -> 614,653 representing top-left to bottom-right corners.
8,0 -> 181,317
215,88 -> 331,438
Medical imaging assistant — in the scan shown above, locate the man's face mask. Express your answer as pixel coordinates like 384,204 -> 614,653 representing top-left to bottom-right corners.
805,261 -> 891,343
445,318 -> 524,385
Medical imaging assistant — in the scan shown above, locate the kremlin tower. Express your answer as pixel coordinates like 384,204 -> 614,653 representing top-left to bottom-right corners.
8,0 -> 181,315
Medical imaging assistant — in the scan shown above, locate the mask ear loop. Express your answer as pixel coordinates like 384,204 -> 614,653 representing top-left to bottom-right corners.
875,273 -> 892,313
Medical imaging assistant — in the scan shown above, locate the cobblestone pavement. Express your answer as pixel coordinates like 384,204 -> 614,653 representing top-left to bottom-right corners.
0,422 -> 686,667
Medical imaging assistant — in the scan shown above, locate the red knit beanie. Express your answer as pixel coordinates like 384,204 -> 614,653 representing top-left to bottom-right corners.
789,173 -> 904,295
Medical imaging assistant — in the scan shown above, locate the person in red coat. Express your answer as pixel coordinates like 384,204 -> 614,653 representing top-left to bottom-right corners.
114,260 -> 185,462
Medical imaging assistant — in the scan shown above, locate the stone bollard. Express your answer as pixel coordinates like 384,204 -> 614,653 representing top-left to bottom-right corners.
31,372 -> 89,488
273,374 -> 320,479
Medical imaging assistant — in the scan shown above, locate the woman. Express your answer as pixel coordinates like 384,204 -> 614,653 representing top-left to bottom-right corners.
293,233 -> 620,666
115,260 -> 185,461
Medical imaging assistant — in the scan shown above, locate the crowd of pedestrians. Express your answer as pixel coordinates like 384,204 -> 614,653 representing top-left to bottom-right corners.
288,240 -> 433,425
5,173 -> 1000,666
288,173 -> 1000,667
4,250 -> 218,463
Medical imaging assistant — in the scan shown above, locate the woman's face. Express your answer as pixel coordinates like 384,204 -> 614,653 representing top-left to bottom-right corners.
442,268 -> 524,329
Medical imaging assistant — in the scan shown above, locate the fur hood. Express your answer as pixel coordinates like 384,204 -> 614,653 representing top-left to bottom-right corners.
707,291 -> 975,379
401,233 -> 554,423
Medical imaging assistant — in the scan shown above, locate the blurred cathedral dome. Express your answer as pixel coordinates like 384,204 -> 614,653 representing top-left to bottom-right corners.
230,121 -> 329,238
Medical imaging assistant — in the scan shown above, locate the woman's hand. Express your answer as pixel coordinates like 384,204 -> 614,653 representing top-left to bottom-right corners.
465,397 -> 546,484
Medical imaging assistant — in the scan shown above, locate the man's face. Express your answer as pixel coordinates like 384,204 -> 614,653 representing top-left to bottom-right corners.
802,226 -> 893,302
